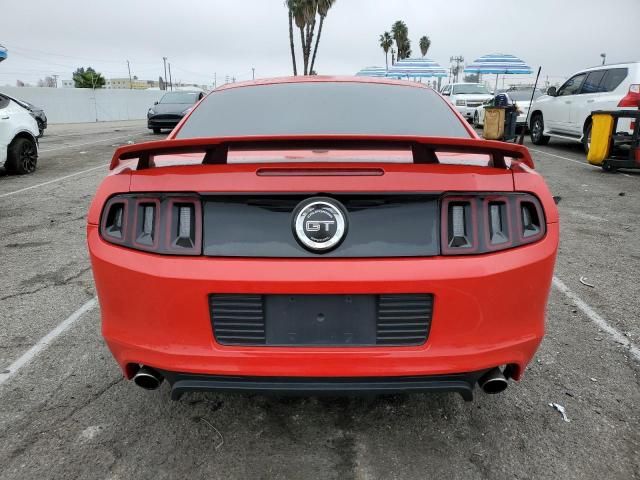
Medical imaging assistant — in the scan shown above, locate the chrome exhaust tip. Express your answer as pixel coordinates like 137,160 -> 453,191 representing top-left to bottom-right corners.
133,366 -> 164,390
478,367 -> 508,394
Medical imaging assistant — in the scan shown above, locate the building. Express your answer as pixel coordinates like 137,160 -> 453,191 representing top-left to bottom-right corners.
105,78 -> 159,90
61,79 -> 75,88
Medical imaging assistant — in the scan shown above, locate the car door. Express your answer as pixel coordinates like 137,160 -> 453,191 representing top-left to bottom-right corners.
570,69 -> 606,134
547,72 -> 587,132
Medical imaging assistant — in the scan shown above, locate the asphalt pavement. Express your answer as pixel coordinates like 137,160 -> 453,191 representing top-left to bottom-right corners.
0,121 -> 638,480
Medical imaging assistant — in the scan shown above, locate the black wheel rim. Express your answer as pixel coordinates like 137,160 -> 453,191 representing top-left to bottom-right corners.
532,120 -> 542,141
19,142 -> 37,173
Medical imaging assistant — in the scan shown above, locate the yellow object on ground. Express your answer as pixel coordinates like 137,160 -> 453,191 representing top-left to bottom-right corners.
587,113 -> 614,165
483,108 -> 505,140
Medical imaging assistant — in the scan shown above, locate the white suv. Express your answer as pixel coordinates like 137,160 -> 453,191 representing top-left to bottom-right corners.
529,62 -> 640,152
0,93 -> 39,174
441,83 -> 493,122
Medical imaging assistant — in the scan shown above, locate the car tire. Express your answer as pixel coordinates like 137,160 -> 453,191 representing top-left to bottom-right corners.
6,137 -> 38,174
152,128 -> 161,134
582,121 -> 592,155
530,114 -> 550,145
473,112 -> 479,128
602,161 -> 617,173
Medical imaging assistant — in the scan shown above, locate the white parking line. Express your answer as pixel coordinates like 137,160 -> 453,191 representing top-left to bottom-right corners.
529,147 -> 597,167
553,276 -> 640,362
0,298 -> 98,387
40,132 -> 145,153
0,164 -> 107,199
529,147 -> 633,178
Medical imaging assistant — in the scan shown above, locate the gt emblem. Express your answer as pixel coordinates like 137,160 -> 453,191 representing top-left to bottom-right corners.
293,198 -> 348,252
305,220 -> 335,232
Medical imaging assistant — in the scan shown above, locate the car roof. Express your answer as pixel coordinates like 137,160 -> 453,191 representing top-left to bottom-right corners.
214,75 -> 431,93
578,61 -> 639,73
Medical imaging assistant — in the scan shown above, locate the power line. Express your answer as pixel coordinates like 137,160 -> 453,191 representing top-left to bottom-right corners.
3,43 -> 158,65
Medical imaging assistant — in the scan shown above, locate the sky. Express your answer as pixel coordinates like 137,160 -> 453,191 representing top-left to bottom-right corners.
1,0 -> 638,87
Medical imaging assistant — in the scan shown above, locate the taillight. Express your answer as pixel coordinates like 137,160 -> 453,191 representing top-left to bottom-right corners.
100,194 -> 202,255
441,193 -> 545,255
618,84 -> 640,107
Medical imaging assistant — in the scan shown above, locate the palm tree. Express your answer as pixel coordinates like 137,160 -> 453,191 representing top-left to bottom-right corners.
285,0 -> 337,75
419,35 -> 431,57
309,0 -> 336,74
391,20 -> 410,61
379,31 -> 393,70
285,0 -> 298,75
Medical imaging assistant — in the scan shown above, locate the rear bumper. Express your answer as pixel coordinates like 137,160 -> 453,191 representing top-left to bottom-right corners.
160,370 -> 492,401
88,223 -> 558,382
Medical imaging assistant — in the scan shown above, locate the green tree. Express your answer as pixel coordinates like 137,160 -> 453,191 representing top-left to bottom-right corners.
285,0 -> 337,75
419,35 -> 431,57
391,20 -> 411,61
72,67 -> 105,88
379,31 -> 393,70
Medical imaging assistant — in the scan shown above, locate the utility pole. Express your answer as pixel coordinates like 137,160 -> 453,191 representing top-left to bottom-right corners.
450,56 -> 464,83
168,63 -> 173,91
127,60 -> 132,89
52,74 -> 59,88
252,67 -> 255,80
162,57 -> 168,91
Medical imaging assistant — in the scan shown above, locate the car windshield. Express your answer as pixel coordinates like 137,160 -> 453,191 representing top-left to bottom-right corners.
159,92 -> 199,104
452,84 -> 490,95
507,90 -> 544,101
177,82 -> 470,138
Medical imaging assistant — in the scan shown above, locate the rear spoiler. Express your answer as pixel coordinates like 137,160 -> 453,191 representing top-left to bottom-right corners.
110,135 -> 535,171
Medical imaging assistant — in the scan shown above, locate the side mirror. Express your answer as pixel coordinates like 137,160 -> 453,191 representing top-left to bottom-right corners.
154,101 -> 159,105
547,87 -> 557,96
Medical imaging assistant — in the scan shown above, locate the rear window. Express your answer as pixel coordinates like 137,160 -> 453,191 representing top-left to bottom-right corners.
507,90 -> 543,101
600,68 -> 628,92
176,82 -> 470,139
159,92 -> 200,104
452,84 -> 490,95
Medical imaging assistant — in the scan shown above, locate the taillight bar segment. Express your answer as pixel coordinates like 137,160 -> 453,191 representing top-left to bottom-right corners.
441,193 -> 545,255
100,194 -> 202,255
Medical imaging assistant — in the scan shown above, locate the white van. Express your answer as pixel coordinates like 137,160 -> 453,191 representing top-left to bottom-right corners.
529,62 -> 640,153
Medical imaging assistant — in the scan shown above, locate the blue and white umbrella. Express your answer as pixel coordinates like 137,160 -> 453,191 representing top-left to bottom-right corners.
387,58 -> 448,79
355,66 -> 388,78
464,53 -> 532,91
0,45 -> 7,63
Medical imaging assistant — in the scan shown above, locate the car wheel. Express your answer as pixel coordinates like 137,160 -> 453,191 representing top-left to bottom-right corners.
582,121 -> 592,155
6,137 -> 38,174
530,114 -> 550,145
473,112 -> 479,128
153,128 -> 161,134
602,161 -> 617,173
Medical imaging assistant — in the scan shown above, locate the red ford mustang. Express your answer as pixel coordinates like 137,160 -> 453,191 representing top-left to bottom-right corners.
87,77 -> 558,401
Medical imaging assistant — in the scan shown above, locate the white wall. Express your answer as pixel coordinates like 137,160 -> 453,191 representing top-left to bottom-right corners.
0,87 -> 165,124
